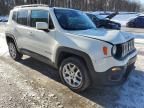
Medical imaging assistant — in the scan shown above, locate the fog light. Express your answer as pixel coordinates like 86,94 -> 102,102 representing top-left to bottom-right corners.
110,67 -> 122,81
112,67 -> 121,72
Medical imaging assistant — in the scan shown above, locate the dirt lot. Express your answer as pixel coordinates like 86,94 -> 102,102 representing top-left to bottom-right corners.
0,25 -> 144,108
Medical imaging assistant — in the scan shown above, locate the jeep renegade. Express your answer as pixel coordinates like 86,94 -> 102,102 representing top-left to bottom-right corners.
6,4 -> 137,92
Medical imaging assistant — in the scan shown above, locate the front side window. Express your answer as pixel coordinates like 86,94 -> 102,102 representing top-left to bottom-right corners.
87,14 -> 100,22
54,9 -> 96,30
30,10 -> 48,27
17,10 -> 28,25
138,17 -> 144,21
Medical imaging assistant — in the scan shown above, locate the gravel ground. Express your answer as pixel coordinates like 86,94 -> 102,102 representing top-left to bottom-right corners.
0,59 -> 63,108
0,25 -> 144,108
0,32 -> 100,108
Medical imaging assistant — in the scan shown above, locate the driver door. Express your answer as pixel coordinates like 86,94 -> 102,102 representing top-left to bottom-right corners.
28,9 -> 56,60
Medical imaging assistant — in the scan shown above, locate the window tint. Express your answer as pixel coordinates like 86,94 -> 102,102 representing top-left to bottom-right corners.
17,10 -> 28,25
138,17 -> 144,21
30,10 -> 48,27
54,9 -> 95,30
12,11 -> 17,22
49,15 -> 54,29
87,14 -> 99,23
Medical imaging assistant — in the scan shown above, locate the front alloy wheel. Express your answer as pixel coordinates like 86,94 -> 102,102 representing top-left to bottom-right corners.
62,63 -> 82,88
59,57 -> 90,92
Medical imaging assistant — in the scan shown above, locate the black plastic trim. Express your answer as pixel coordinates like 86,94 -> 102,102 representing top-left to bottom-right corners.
55,47 -> 95,81
91,55 -> 136,86
5,33 -> 20,52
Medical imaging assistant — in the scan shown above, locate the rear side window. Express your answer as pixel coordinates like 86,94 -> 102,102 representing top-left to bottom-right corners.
30,10 -> 48,27
12,11 -> 17,22
17,10 -> 28,26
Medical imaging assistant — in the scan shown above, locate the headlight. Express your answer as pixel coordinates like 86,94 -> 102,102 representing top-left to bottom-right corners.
112,45 -> 117,55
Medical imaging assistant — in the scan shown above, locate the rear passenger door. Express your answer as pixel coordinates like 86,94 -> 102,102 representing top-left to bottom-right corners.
14,9 -> 31,50
135,17 -> 144,27
138,17 -> 144,27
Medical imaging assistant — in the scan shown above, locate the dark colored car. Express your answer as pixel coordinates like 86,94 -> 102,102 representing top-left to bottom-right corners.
127,16 -> 144,28
0,18 -> 8,22
86,12 -> 121,30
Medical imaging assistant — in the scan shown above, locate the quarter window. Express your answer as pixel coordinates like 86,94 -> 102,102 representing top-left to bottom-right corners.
49,15 -> 54,29
12,11 -> 17,22
30,10 -> 48,27
17,10 -> 28,26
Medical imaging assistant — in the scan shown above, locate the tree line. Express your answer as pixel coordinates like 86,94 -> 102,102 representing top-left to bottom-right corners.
0,0 -> 141,15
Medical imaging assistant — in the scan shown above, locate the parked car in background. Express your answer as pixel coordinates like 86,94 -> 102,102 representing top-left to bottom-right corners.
2,19 -> 8,22
0,17 -> 8,22
86,12 -> 121,30
127,16 -> 144,28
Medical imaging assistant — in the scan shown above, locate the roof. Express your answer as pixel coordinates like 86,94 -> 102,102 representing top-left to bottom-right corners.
13,5 -> 78,12
14,4 -> 49,8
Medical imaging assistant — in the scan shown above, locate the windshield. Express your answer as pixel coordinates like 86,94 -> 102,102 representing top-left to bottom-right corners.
54,9 -> 96,30
95,15 -> 106,20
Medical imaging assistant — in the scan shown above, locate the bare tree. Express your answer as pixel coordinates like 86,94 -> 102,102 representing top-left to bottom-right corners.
0,0 -> 141,15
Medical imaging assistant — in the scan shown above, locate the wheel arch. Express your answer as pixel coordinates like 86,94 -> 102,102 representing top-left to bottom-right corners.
55,47 -> 95,77
6,33 -> 19,50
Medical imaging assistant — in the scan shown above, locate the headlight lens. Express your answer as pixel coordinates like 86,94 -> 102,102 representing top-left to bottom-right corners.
112,45 -> 117,55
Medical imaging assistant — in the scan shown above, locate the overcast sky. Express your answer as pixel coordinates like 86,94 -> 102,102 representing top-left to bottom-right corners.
139,0 -> 144,9
140,0 -> 144,3
133,0 -> 144,4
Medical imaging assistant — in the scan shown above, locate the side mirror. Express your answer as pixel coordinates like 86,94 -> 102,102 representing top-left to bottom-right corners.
36,22 -> 48,30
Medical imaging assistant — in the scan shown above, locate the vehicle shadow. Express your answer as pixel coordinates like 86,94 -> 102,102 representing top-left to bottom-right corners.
80,69 -> 144,108
19,56 -> 61,82
18,56 -> 144,108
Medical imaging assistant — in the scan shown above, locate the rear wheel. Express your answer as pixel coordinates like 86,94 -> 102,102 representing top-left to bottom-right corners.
59,57 -> 90,92
8,41 -> 23,60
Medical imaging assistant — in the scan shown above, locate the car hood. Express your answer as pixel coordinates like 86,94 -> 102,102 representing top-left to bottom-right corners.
105,12 -> 118,19
66,29 -> 134,44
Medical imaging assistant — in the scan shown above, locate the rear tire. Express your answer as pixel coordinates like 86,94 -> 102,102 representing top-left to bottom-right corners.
59,57 -> 90,92
8,41 -> 23,60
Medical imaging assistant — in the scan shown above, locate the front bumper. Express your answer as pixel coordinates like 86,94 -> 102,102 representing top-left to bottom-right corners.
90,55 -> 137,86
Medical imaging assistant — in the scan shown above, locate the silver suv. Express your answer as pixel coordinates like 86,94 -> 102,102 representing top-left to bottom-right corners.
6,5 -> 137,92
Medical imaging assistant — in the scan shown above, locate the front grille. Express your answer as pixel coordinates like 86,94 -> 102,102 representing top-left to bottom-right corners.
121,39 -> 135,57
115,39 -> 135,59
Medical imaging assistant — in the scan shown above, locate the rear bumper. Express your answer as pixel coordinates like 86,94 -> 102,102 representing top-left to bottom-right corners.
90,55 -> 137,86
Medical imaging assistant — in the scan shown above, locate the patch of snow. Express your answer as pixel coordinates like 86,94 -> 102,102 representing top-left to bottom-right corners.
111,14 -> 138,26
89,11 -> 142,26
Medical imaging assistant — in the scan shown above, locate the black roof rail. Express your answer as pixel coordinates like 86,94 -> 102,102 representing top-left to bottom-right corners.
14,4 -> 49,8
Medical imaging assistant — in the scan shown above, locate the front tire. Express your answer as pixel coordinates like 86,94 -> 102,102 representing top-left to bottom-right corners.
8,41 -> 23,60
59,57 -> 90,92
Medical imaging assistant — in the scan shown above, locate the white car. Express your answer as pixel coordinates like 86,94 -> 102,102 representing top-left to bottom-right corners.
6,4 -> 137,92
